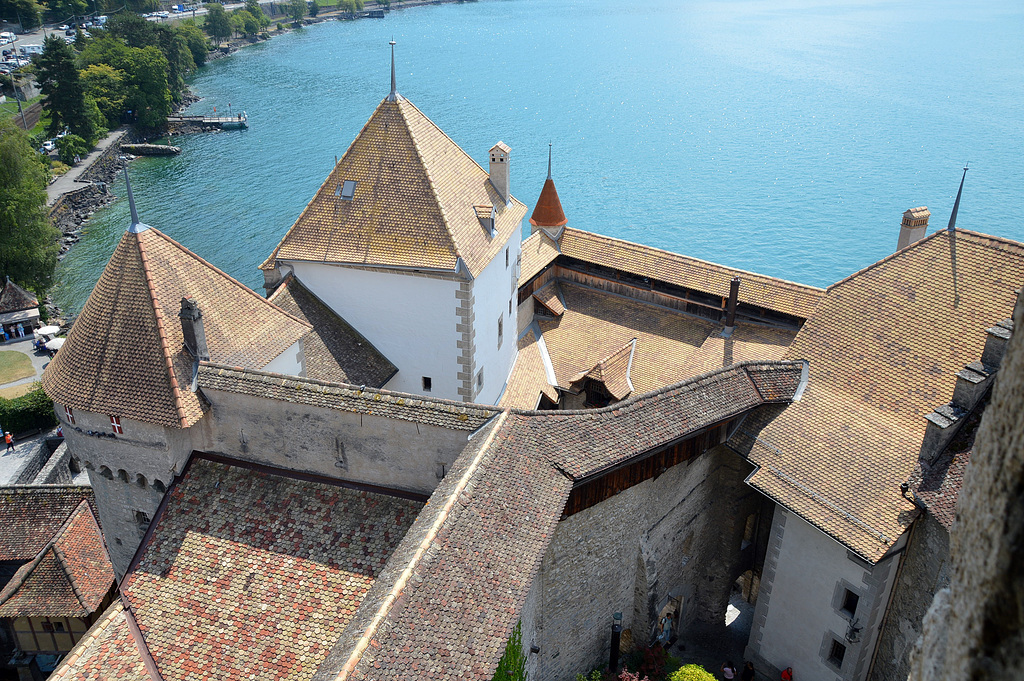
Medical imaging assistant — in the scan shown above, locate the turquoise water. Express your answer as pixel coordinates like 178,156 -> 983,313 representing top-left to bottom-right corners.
52,0 -> 1024,313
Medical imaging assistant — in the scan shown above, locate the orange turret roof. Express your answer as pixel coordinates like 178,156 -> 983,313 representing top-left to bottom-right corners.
529,178 -> 568,227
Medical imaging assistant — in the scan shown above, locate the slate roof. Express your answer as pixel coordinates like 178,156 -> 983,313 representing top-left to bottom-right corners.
49,602 -> 148,681
264,97 -> 527,278
268,276 -> 398,388
42,228 -> 311,429
530,282 -> 798,396
0,486 -> 97,562
733,229 -> 1024,561
197,363 -> 499,431
120,456 -> 423,681
0,277 -> 39,313
320,361 -> 804,681
0,499 -> 114,618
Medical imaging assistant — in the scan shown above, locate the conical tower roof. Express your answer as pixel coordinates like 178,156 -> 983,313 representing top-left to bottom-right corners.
43,228 -> 311,428
529,178 -> 568,228
263,97 -> 527,278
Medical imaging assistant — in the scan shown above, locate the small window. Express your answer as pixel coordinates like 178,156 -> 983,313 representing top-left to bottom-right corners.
53,621 -> 65,633
509,298 -> 513,315
134,510 -> 151,529
110,415 -> 123,434
828,640 -> 846,668
339,179 -> 357,201
476,369 -> 484,389
41,622 -> 54,633
498,316 -> 503,348
422,376 -> 432,392
841,589 -> 860,617
505,248 -> 509,268
64,405 -> 75,424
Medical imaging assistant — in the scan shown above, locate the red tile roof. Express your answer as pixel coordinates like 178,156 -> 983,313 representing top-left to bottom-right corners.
529,178 -> 568,227
43,228 -> 311,429
49,602 -> 149,681
0,486 -> 97,562
0,499 -> 114,618
121,456 -> 423,681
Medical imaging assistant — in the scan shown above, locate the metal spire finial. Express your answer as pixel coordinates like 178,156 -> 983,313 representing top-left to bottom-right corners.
122,159 -> 150,233
547,143 -> 552,180
387,39 -> 398,102
946,163 -> 969,233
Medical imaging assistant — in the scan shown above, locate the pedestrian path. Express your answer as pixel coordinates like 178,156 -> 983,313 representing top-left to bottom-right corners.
46,127 -> 127,205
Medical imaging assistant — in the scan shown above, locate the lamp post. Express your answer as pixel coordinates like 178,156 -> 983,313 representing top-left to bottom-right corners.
609,612 -> 623,673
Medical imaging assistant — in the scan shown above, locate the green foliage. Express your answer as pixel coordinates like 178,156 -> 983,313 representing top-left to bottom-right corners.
36,35 -> 95,143
0,384 -> 58,434
0,119 -> 57,293
106,11 -> 156,48
56,132 -> 88,164
276,21 -> 283,30
287,0 -> 304,22
176,20 -> 209,66
203,3 -> 231,44
0,0 -> 42,29
230,8 -> 259,36
154,25 -> 195,98
491,621 -> 527,681
667,665 -> 715,681
339,0 -> 362,11
306,0 -> 317,16
122,45 -> 171,128
44,0 -> 86,22
81,63 -> 126,128
244,0 -> 268,27
575,671 -> 604,681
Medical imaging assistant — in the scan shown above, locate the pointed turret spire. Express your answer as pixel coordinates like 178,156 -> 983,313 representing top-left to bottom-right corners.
123,161 -> 150,233
529,144 -> 567,230
386,39 -> 399,102
946,164 -> 969,233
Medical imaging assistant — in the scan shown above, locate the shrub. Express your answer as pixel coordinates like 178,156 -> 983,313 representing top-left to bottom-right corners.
491,621 -> 527,681
57,134 -> 90,165
0,384 -> 58,434
668,665 -> 716,681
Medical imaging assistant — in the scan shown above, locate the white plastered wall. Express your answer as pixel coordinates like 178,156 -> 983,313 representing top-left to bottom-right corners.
470,232 -> 521,405
289,262 -> 461,400
261,339 -> 305,377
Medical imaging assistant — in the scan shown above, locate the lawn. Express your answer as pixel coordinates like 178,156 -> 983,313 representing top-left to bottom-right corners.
0,382 -> 36,399
0,350 -> 35,385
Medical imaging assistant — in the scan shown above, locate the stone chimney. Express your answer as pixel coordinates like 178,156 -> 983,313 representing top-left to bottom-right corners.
179,297 -> 210,362
897,206 -> 930,251
489,141 -> 510,205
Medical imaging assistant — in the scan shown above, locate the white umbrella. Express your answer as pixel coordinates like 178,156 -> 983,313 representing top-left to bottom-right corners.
45,338 -> 65,351
37,325 -> 61,336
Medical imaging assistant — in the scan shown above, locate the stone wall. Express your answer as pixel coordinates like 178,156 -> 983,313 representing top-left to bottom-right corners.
529,445 -> 755,681
33,440 -> 75,485
868,513 -> 949,681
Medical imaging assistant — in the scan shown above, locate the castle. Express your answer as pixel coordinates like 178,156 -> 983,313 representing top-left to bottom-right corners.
38,52 -> 1024,681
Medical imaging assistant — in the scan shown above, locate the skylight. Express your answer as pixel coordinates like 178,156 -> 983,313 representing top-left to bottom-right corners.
339,180 -> 357,201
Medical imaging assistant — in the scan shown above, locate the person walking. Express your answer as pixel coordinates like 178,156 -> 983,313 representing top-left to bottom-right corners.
721,661 -> 737,680
741,662 -> 755,681
4,431 -> 14,453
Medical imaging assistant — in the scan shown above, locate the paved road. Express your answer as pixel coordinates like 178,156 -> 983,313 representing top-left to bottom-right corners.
46,126 -> 126,205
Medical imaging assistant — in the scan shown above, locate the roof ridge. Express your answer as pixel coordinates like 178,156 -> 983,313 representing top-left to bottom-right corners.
48,602 -> 127,681
260,101 -> 387,271
563,227 -> 824,294
333,410 -> 511,681
0,499 -> 87,610
514,360 -> 804,417
0,546 -> 52,607
51,542 -> 89,613
396,98 -> 466,269
134,231 -> 189,428
148,229 -> 312,332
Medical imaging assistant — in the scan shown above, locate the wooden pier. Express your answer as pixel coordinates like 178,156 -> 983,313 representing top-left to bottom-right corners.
166,114 -> 248,129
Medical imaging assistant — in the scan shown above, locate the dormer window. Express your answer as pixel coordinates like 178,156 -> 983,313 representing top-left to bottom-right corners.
338,180 -> 357,201
475,205 -> 496,236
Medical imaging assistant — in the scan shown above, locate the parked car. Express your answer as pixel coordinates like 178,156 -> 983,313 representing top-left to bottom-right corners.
65,29 -> 75,36
58,24 -> 69,29
42,140 -> 55,152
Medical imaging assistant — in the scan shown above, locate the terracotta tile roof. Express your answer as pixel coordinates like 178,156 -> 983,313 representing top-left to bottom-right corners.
532,281 -> 565,316
556,228 -> 824,318
735,229 -> 1024,561
568,339 -> 635,400
0,486 -> 96,561
0,277 -> 38,313
532,282 -> 797,396
198,363 -> 498,431
529,178 -> 568,227
498,329 -> 558,409
0,500 -> 114,618
268,276 -> 397,387
519,231 -> 560,283
48,602 -> 149,681
264,98 -> 527,278
329,361 -> 805,681
43,228 -> 311,428
122,456 -> 423,681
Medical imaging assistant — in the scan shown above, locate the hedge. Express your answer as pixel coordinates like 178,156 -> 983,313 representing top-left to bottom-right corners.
0,384 -> 58,435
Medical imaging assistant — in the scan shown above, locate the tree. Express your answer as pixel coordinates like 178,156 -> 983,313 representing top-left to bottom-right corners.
106,11 -> 157,49
0,0 -> 42,30
45,0 -> 87,23
56,132 -> 88,164
35,35 -> 95,143
306,0 -> 317,17
0,119 -> 59,294
81,63 -> 126,128
244,0 -> 268,28
175,20 -> 208,66
339,0 -> 362,11
287,0 -> 304,23
203,3 -> 231,46
121,45 -> 171,128
154,25 -> 195,98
